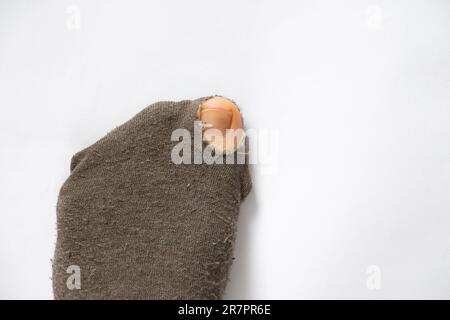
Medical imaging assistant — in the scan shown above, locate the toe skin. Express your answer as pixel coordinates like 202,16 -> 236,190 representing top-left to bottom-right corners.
198,97 -> 244,153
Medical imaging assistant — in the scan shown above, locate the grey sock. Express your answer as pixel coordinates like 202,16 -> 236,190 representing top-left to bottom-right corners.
52,97 -> 251,299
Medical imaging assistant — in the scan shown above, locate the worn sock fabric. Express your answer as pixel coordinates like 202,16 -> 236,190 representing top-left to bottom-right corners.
52,97 -> 252,299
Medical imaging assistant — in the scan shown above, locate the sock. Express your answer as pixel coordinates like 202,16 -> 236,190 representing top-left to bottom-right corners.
52,96 -> 251,299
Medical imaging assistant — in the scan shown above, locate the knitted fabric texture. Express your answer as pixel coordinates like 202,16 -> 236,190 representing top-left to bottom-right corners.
52,97 -> 252,299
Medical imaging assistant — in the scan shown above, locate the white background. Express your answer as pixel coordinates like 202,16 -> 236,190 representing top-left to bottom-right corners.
1,0 -> 450,299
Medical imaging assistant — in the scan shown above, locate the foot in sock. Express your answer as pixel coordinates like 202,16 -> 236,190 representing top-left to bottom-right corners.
53,96 -> 251,299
